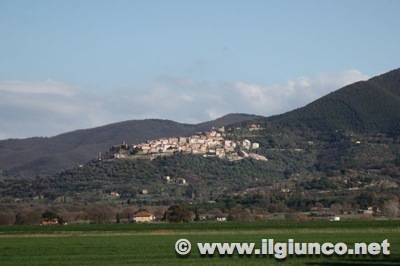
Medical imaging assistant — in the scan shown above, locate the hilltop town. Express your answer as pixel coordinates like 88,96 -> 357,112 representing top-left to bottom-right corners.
107,125 -> 267,161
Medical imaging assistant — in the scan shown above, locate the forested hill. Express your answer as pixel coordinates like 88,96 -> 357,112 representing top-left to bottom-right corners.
267,68 -> 400,134
0,113 -> 259,177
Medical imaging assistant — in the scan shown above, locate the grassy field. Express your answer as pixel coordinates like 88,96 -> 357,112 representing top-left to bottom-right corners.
0,220 -> 399,265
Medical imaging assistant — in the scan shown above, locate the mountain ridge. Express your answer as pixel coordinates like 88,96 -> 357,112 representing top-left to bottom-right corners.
266,68 -> 400,134
0,113 -> 260,177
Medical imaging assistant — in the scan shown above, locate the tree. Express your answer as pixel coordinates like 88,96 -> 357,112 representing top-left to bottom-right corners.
382,199 -> 399,218
0,211 -> 15,225
356,192 -> 376,209
42,211 -> 58,220
394,154 -> 400,167
14,209 -> 41,225
15,213 -> 24,225
164,205 -> 193,223
228,208 -> 254,222
121,207 -> 136,223
330,203 -> 343,214
41,210 -> 65,224
87,205 -> 115,224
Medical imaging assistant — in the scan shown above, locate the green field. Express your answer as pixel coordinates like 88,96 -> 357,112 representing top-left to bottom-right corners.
0,221 -> 399,265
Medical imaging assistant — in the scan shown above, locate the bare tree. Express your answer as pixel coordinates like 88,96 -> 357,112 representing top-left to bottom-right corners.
0,211 -> 15,225
87,205 -> 116,224
383,199 -> 399,218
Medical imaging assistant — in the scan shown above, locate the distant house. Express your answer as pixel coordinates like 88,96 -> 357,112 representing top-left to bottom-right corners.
242,139 -> 252,150
176,178 -> 187,185
110,191 -> 120,197
361,206 -> 374,215
205,209 -> 228,222
248,124 -> 262,131
216,216 -> 227,222
133,209 -> 155,223
40,217 -> 60,226
40,211 -> 63,226
251,142 -> 260,149
330,216 -> 341,222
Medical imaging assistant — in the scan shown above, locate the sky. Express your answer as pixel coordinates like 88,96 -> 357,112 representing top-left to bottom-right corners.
0,0 -> 399,139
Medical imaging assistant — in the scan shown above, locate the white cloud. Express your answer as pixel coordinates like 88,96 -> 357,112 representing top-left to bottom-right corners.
231,69 -> 369,116
0,80 -> 76,96
0,69 -> 369,139
0,81 -> 110,138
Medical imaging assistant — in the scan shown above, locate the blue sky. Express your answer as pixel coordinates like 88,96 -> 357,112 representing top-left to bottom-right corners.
0,0 -> 399,138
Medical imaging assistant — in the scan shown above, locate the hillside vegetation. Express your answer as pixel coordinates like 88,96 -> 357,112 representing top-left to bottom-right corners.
267,68 -> 400,134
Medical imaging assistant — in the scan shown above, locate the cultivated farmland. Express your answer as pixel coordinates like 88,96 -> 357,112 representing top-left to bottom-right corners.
0,221 -> 398,265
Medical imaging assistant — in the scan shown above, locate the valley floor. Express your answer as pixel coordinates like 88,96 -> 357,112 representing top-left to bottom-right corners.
0,221 -> 398,265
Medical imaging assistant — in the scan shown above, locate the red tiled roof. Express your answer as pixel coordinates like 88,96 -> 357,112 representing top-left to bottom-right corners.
134,210 -> 153,217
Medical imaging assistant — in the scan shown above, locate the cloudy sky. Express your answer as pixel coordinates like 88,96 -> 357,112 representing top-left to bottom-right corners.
0,1 -> 399,139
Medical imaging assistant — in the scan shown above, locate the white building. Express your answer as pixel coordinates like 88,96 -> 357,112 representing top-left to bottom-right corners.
242,139 -> 251,150
133,210 -> 155,223
252,142 -> 260,149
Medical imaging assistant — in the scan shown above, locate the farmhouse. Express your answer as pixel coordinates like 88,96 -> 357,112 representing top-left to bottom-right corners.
40,217 -> 60,226
248,123 -> 262,131
216,216 -> 227,222
133,209 -> 155,223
